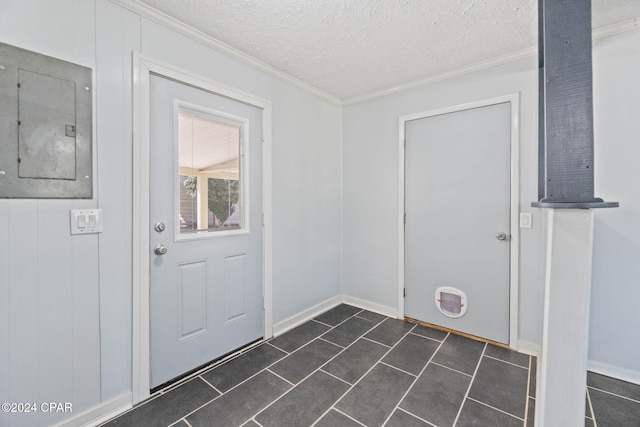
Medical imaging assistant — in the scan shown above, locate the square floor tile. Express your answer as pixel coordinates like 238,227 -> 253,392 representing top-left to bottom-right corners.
400,362 -> 471,427
201,343 -> 286,393
456,399 -> 523,427
431,333 -> 485,375
187,371 -> 291,427
270,338 -> 342,384
382,333 -> 440,375
269,320 -> 330,353
322,338 -> 389,384
322,316 -> 377,347
256,371 -> 350,427
589,387 -> 640,427
314,304 -> 361,326
336,363 -> 414,426
364,318 -> 415,347
468,356 -> 528,418
104,377 -> 219,426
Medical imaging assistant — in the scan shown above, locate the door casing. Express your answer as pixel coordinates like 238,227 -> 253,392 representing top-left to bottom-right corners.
398,94 -> 520,348
132,53 -> 273,404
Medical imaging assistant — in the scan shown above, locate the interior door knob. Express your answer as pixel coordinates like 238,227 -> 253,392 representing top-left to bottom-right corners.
154,244 -> 168,255
496,232 -> 508,241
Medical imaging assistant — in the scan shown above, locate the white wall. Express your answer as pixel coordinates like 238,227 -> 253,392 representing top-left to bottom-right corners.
0,2 -> 102,426
342,57 -> 545,348
342,27 -> 640,373
0,0 -> 343,425
589,29 -> 640,383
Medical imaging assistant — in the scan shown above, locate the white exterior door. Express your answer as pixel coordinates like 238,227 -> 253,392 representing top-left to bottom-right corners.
149,74 -> 263,388
404,102 -> 511,344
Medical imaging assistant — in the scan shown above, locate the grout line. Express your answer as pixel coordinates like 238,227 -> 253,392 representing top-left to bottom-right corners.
524,355 -> 533,424
320,368 -> 353,386
361,335 -> 392,348
316,322 -> 419,427
587,385 -> 640,404
409,331 -> 445,343
430,361 -> 474,378
313,319 -> 335,328
380,332 -> 449,426
483,354 -> 529,370
311,407 -> 367,427
451,342 -> 487,426
395,407 -> 438,427
466,397 -> 525,421
586,387 -> 598,427
176,353 -> 296,423
198,375 -> 223,396
318,336 -> 345,348
250,417 -> 265,427
265,341 -> 291,355
248,312 -> 388,424
266,368 -> 295,387
379,361 -> 418,378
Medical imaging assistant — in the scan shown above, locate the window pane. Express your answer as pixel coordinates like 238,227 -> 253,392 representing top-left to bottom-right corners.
178,109 -> 241,235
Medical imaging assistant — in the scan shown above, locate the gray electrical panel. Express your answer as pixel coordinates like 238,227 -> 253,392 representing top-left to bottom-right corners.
0,42 -> 92,198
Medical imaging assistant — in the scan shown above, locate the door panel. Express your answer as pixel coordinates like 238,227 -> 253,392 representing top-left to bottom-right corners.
404,102 -> 511,344
149,74 -> 263,388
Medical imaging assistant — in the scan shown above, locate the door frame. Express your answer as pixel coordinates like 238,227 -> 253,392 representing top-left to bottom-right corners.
132,53 -> 273,404
398,93 -> 520,348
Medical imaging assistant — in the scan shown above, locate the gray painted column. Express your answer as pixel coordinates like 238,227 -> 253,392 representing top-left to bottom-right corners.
533,0 -> 617,425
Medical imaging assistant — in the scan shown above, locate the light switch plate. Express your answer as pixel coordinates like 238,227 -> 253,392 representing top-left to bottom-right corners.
70,209 -> 103,234
520,212 -> 533,229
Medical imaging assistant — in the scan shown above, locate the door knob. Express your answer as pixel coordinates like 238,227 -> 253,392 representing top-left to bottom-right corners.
154,244 -> 168,255
154,222 -> 166,232
496,232 -> 508,241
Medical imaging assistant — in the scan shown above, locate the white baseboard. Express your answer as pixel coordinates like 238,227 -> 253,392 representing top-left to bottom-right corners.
517,340 -> 542,357
341,295 -> 398,318
588,360 -> 640,386
52,392 -> 132,427
272,295 -> 342,337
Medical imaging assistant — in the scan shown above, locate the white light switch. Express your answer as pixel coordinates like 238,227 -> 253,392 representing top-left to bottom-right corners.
70,209 -> 103,234
520,212 -> 533,229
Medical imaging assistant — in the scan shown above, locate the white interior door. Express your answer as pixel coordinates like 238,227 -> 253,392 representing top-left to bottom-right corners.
149,74 -> 263,388
404,102 -> 511,344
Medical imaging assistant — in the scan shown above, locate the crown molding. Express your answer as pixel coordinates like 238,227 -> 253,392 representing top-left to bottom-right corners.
109,0 -> 639,107
343,17 -> 640,106
109,0 -> 342,105
342,47 -> 538,106
593,16 -> 640,39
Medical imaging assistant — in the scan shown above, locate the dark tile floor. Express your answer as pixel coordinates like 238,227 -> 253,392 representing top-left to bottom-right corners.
103,304 -> 640,427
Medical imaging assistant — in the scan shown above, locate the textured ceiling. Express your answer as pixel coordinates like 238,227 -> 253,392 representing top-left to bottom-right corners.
134,0 -> 640,101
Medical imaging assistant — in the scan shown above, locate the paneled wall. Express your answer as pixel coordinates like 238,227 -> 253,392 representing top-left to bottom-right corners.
0,2 -> 102,426
0,1 -> 343,425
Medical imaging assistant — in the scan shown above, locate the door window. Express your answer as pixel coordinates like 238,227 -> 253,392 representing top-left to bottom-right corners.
177,107 -> 245,238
